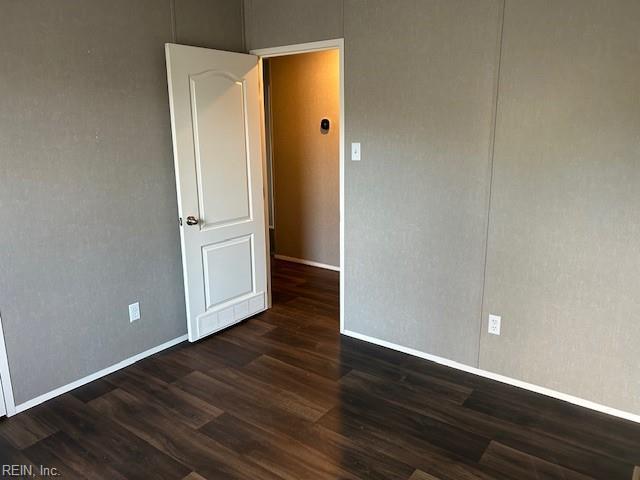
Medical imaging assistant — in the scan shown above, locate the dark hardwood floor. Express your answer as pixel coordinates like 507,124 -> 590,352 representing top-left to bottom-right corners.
1,259 -> 639,479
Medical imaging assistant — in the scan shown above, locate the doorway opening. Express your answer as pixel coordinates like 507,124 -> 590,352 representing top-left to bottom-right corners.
253,40 -> 345,332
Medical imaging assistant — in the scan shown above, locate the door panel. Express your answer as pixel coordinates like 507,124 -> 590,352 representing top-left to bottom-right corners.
202,235 -> 254,308
191,71 -> 251,228
166,44 -> 268,342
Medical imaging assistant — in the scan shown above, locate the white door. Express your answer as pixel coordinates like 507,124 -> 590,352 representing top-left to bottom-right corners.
166,44 -> 268,342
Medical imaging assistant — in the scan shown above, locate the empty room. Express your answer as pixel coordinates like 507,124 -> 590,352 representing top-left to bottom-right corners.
0,1 -> 639,479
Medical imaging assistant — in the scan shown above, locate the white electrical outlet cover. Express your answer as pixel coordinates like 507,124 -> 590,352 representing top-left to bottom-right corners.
488,314 -> 501,335
129,302 -> 141,322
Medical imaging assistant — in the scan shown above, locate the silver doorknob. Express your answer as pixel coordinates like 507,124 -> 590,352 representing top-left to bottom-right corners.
185,216 -> 199,226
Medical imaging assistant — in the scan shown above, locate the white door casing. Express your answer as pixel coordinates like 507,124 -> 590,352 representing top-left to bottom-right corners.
0,378 -> 5,417
166,44 -> 268,342
0,378 -> 6,417
250,38 -> 345,333
0,313 -> 14,416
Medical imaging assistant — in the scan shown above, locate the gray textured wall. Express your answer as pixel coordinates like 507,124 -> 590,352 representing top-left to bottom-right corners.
0,0 -> 244,405
243,0 -> 343,51
269,51 -> 340,267
342,0 -> 501,366
244,0 -> 640,415
245,0 -> 502,366
174,0 -> 245,52
480,0 -> 640,413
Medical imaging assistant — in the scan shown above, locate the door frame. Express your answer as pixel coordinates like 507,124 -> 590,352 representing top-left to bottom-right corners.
250,39 -> 345,333
0,314 -> 16,416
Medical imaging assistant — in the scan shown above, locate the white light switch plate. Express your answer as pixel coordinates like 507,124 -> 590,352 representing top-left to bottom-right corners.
351,142 -> 361,161
488,314 -> 501,335
129,302 -> 140,322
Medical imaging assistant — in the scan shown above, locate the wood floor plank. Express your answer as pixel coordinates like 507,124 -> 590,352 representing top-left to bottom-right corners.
200,413 -> 360,480
341,366 -> 472,408
409,470 -> 441,480
221,322 -> 352,380
475,410 -> 632,479
128,348 -> 195,384
301,423 -> 416,480
172,370 -> 316,440
261,325 -> 323,350
316,404 -> 504,480
317,394 -> 491,463
70,377 -> 118,403
196,335 -> 263,368
89,388 -> 284,480
27,395 -> 191,480
24,431 -> 127,480
182,472 -> 207,480
0,435 -> 45,478
273,294 -> 339,318
241,354 -> 341,411
106,364 -> 223,429
0,410 -> 58,449
182,473 -> 208,480
361,378 -> 634,480
203,363 -> 329,421
479,441 -> 596,480
464,387 -> 640,465
22,436 -> 92,480
335,353 -> 634,480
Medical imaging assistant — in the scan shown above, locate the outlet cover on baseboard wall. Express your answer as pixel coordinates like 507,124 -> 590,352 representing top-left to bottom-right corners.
129,302 -> 140,322
488,314 -> 501,335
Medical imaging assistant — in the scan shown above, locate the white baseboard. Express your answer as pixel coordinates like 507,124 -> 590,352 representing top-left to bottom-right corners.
342,329 -> 640,425
274,254 -> 340,272
13,334 -> 188,415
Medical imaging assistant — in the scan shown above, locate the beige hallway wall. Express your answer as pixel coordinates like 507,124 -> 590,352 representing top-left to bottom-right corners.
269,50 -> 340,267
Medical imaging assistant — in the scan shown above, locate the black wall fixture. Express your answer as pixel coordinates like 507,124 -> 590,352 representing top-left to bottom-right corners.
320,118 -> 330,134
